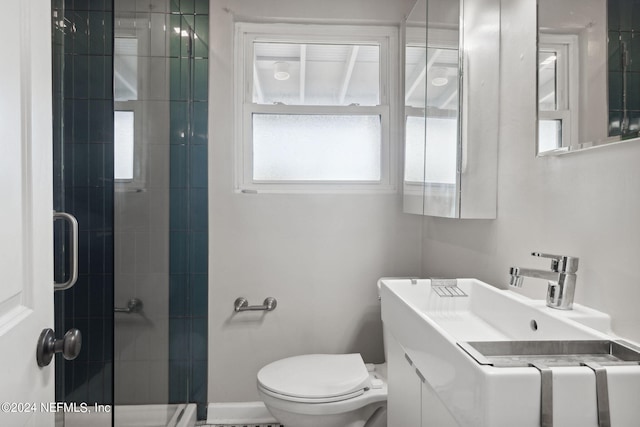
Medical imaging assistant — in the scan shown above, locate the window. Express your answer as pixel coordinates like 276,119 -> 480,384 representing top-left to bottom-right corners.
114,37 -> 145,188
235,23 -> 397,193
538,34 -> 578,153
114,111 -> 135,181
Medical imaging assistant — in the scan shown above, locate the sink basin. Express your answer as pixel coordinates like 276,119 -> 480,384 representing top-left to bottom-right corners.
380,278 -> 640,427
382,278 -> 606,341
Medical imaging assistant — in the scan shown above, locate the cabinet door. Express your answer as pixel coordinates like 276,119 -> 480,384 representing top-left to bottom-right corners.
421,380 -> 459,426
402,0 -> 500,219
387,333 -> 421,426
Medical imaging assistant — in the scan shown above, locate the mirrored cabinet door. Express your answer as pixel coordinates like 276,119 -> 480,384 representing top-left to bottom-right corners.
423,0 -> 460,218
403,0 -> 499,218
403,0 -> 428,215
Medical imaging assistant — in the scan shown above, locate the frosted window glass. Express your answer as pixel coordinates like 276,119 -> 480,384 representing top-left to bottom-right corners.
114,111 -> 135,180
114,38 -> 138,101
539,119 -> 562,152
405,116 -> 426,182
253,42 -> 380,106
425,117 -> 457,184
253,114 -> 381,181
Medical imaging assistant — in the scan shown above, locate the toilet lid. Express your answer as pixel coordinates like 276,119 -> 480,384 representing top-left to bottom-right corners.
257,354 -> 370,400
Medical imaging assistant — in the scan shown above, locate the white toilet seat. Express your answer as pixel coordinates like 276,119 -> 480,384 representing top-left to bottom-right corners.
257,355 -> 387,418
257,380 -> 386,417
257,353 -> 371,400
258,384 -> 366,404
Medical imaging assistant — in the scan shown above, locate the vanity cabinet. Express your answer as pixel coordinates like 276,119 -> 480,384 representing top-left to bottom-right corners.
387,331 -> 458,426
387,332 -> 421,426
420,377 -> 458,426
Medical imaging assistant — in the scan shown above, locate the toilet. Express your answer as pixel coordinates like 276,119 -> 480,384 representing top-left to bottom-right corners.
257,354 -> 387,427
256,278 -> 403,427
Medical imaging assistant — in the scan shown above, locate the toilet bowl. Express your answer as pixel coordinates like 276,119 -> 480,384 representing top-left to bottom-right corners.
257,353 -> 387,427
257,278 -> 408,427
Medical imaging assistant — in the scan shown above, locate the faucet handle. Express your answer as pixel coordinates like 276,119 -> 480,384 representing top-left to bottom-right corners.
531,252 -> 579,273
508,268 -> 524,287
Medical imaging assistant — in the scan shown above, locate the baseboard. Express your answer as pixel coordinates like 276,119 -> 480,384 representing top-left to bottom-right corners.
206,401 -> 281,426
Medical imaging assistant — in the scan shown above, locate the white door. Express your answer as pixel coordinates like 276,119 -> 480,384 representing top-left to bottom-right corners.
0,0 -> 55,426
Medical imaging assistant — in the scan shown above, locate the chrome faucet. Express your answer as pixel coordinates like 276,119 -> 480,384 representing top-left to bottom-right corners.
509,252 -> 579,310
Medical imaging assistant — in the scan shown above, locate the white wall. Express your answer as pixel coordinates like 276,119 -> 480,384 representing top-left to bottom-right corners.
207,0 -> 421,402
422,0 -> 640,343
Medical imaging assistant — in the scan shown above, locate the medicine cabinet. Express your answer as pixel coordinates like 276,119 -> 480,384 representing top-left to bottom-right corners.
403,0 -> 499,218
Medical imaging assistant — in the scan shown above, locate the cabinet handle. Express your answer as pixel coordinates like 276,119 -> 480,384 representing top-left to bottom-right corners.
404,353 -> 413,366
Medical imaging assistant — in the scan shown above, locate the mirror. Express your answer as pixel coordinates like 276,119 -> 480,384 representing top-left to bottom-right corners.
538,0 -> 640,155
403,0 -> 427,215
403,0 -> 499,218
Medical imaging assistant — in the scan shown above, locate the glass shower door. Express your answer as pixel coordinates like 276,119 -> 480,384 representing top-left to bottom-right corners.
52,0 -> 115,425
52,0 -> 209,423
113,0 -> 209,422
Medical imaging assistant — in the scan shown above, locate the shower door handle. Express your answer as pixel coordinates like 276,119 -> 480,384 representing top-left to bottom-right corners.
53,211 -> 79,291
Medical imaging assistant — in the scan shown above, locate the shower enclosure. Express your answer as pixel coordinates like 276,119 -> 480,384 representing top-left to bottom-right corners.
52,0 -> 209,424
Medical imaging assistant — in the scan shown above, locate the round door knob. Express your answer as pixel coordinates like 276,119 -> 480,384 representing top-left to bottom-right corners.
36,328 -> 82,367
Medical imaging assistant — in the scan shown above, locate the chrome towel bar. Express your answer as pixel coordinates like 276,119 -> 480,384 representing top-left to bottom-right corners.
234,297 -> 277,312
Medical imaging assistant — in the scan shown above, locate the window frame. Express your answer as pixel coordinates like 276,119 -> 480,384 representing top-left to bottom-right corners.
234,22 -> 398,194
538,33 -> 579,153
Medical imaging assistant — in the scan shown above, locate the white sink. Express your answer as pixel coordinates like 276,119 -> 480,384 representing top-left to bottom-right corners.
380,278 -> 640,427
